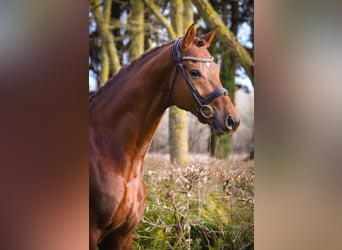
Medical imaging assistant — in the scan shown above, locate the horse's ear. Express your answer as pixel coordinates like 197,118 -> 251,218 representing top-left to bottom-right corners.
183,24 -> 196,48
200,26 -> 217,48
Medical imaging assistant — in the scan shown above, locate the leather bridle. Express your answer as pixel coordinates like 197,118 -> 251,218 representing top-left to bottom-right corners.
170,38 -> 229,123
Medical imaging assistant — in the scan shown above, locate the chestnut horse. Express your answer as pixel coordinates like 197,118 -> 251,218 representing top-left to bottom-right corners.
89,24 -> 240,250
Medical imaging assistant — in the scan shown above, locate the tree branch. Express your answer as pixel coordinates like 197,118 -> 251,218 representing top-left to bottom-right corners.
144,0 -> 177,39
91,0 -> 121,79
191,0 -> 254,83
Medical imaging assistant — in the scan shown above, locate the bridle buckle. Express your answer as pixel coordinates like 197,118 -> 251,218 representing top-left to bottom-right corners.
199,105 -> 214,119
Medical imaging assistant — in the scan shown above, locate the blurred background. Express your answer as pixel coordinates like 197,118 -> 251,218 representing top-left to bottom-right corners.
1,0 -> 341,249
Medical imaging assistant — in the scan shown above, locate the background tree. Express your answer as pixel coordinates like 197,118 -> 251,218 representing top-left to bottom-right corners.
209,0 -> 239,158
168,0 -> 192,165
144,0 -> 192,164
193,0 -> 253,82
129,0 -> 144,60
90,0 -> 121,86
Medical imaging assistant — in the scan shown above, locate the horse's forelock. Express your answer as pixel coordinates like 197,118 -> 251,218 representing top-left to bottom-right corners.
194,38 -> 206,47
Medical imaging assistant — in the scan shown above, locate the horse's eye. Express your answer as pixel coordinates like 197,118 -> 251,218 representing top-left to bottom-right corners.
190,70 -> 201,78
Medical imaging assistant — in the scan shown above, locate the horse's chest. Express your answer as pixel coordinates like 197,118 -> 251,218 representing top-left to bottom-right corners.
125,178 -> 146,218
91,158 -> 147,238
112,176 -> 146,232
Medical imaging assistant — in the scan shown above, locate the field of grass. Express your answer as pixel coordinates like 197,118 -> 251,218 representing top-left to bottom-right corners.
133,154 -> 254,250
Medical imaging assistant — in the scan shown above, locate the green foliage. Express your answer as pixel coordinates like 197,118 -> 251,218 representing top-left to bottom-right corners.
133,156 -> 254,249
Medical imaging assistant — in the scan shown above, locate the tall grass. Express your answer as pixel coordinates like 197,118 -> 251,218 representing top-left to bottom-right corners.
133,154 -> 254,250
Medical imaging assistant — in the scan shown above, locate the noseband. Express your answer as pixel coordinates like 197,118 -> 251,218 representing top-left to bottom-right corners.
170,38 -> 229,123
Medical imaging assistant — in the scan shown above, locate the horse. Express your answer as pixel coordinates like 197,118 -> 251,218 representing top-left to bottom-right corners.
89,24 -> 240,250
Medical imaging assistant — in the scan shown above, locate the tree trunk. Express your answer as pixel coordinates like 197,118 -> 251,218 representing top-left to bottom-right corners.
129,0 -> 144,60
168,0 -> 190,165
209,1 -> 238,158
210,49 -> 235,158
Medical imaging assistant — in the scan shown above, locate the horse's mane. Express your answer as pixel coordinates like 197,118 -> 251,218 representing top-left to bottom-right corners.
89,40 -> 174,103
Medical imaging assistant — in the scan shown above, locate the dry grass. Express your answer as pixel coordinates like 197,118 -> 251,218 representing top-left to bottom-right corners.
133,153 -> 254,250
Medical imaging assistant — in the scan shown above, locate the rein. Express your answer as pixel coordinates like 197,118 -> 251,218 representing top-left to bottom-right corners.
170,38 -> 229,122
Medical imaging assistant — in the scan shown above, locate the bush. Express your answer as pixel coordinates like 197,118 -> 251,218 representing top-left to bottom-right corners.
133,154 -> 254,250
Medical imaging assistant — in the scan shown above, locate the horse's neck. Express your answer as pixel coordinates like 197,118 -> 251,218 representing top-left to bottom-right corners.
90,46 -> 173,169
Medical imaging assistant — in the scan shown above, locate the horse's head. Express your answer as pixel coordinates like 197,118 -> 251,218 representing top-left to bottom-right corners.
171,24 -> 240,134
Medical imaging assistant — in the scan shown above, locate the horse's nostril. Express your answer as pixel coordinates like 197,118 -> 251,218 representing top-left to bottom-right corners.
225,114 -> 236,130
